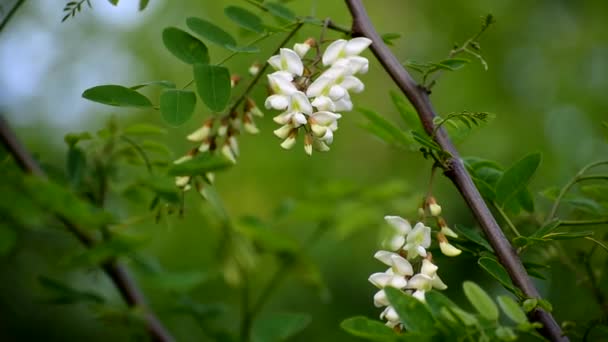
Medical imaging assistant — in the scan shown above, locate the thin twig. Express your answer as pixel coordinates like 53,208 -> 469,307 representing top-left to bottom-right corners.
342,1 -> 566,340
0,115 -> 174,342
0,0 -> 26,33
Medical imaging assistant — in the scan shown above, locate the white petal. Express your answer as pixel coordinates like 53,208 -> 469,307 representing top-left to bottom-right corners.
273,111 -> 293,125
384,216 -> 412,235
439,241 -> 462,257
313,139 -> 330,152
292,112 -> 307,127
420,259 -> 438,277
429,203 -> 442,217
390,254 -> 413,276
369,272 -> 391,288
273,124 -> 293,139
344,37 -> 372,56
388,275 -> 407,289
311,96 -> 335,111
306,76 -> 332,98
293,43 -> 310,58
311,111 -> 341,125
311,123 -> 327,137
289,91 -> 313,115
388,235 -> 405,251
333,94 -> 353,112
229,136 -> 239,156
373,290 -> 389,307
221,145 -> 237,164
321,128 -> 334,144
329,85 -> 346,100
374,251 -> 396,266
407,274 -> 433,291
322,39 -> 347,66
280,136 -> 296,150
412,290 -> 426,302
416,245 -> 427,257
272,70 -> 294,81
384,306 -> 399,322
267,55 -> 282,71
280,48 -> 304,76
432,274 -> 448,290
441,226 -> 459,238
198,141 -> 210,152
173,155 -> 192,165
175,176 -> 190,187
244,122 -> 259,134
340,75 -> 365,93
267,73 -> 297,94
186,126 -> 210,142
265,95 -> 289,110
346,56 -> 369,74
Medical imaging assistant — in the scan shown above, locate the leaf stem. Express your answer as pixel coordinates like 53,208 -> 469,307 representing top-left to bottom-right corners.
493,202 -> 521,237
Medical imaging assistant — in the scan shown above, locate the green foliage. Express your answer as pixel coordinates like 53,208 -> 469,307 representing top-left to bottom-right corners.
477,257 -> 522,297
130,80 -> 176,90
385,287 -> 435,334
224,6 -> 265,33
167,153 -> 234,176
381,33 -> 401,46
159,89 -> 197,126
162,27 -> 210,65
263,2 -> 297,22
251,312 -> 311,342
38,276 -> 105,305
462,281 -> 499,320
433,110 -> 494,142
358,107 -> 414,149
497,296 -> 527,324
340,316 -> 399,341
495,152 -> 541,207
62,0 -> 92,22
82,85 -> 153,108
193,63 -> 231,112
0,225 -> 17,256
186,17 -> 237,48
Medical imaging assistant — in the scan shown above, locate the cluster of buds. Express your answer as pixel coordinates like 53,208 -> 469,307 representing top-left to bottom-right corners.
265,36 -> 372,155
173,80 -> 264,190
369,211 -> 461,329
422,196 -> 462,257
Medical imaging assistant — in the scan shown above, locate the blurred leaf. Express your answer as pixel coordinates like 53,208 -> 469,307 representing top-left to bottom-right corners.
478,257 -> 522,297
225,45 -> 260,53
381,33 -> 401,46
64,131 -> 92,147
497,296 -> 527,324
139,176 -> 180,204
66,233 -> 148,266
293,256 -> 330,301
38,276 -> 105,305
411,131 -> 442,152
603,121 -> 608,142
358,107 -> 413,148
130,80 -> 176,90
224,6 -> 264,33
193,63 -> 231,112
186,17 -> 237,47
252,312 -> 311,342
463,281 -> 499,320
82,85 -> 152,108
385,287 -> 435,334
454,225 -> 493,252
541,230 -> 594,240
139,0 -> 149,11
424,290 -> 459,319
0,225 -> 17,256
123,123 -> 168,136
159,89 -> 197,126
495,152 -> 541,207
517,189 -> 535,213
433,58 -> 470,71
66,146 -> 86,187
340,316 -> 398,341
495,326 -> 517,341
530,219 -> 561,239
162,27 -> 210,65
236,216 -> 300,254
169,297 -> 225,320
389,91 -> 422,131
168,153 -> 233,176
146,271 -> 208,292
264,2 -> 296,22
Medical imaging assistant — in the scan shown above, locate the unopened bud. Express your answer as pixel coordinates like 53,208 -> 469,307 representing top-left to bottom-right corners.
198,138 -> 211,152
248,62 -> 261,76
187,119 -> 213,142
205,172 -> 215,184
230,74 -> 241,88
243,114 -> 259,134
245,97 -> 264,117
221,144 -> 237,164
440,226 -> 458,238
418,207 -> 425,217
228,135 -> 239,156
304,133 -> 313,156
174,154 -> 193,165
273,124 -> 293,139
427,197 -> 442,217
293,38 -> 315,57
439,240 -> 462,257
175,176 -> 190,188
313,138 -> 330,152
280,132 -> 297,150
217,119 -> 229,137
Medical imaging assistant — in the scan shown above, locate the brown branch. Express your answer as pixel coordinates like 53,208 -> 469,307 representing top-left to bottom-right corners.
342,1 -> 567,341
0,115 -> 174,342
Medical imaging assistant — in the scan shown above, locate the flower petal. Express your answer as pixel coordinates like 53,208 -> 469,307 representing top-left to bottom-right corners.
387,234 -> 405,251
388,275 -> 407,289
306,76 -> 332,98
412,289 -> 426,302
420,259 -> 438,277
273,111 -> 293,125
292,112 -> 307,126
431,274 -> 448,290
267,55 -> 282,71
346,56 -> 369,74
407,274 -> 433,291
311,96 -> 336,111
373,290 -> 389,307
322,39 -> 347,66
340,75 -> 365,93
280,48 -> 304,76
264,94 -> 289,110
344,37 -> 372,56
439,241 -> 462,257
390,254 -> 413,276
384,216 -> 412,235
289,91 -> 313,115
329,85 -> 347,100
374,250 -> 395,266
369,272 -> 391,288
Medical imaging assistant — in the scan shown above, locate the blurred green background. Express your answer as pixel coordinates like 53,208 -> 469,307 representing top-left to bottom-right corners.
1,0 -> 607,341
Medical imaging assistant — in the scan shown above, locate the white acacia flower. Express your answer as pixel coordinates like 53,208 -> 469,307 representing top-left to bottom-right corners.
384,215 -> 412,250
374,251 -> 414,277
273,91 -> 312,127
280,131 -> 297,150
312,138 -> 330,152
311,96 -> 335,111
333,92 -> 353,112
267,48 -> 304,76
439,240 -> 462,257
265,72 -> 298,110
309,111 -> 340,139
322,37 -> 372,68
403,222 -> 431,259
380,306 -> 400,327
440,226 -> 459,238
273,124 -> 293,139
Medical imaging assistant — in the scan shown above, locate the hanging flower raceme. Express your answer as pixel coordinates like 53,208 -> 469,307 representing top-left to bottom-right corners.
264,37 -> 372,155
369,214 -> 459,329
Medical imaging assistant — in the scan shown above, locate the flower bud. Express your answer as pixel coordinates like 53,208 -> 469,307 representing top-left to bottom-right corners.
175,176 -> 190,188
439,240 -> 462,257
245,97 -> 264,117
243,114 -> 259,134
273,124 -> 293,139
205,172 -> 215,184
313,138 -> 330,152
248,62 -> 261,76
293,38 -> 315,57
429,203 -> 442,217
304,133 -> 313,156
187,119 -> 213,142
228,135 -> 239,156
173,154 -> 193,165
280,131 -> 297,150
217,119 -> 229,137
198,138 -> 212,152
230,74 -> 241,88
440,226 -> 458,238
221,144 -> 237,164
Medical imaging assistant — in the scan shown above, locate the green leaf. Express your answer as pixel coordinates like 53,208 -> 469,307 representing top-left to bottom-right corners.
186,17 -> 237,47
411,131 -> 443,153
225,45 -> 260,53
123,123 -> 167,136
130,80 -> 176,90
138,0 -> 149,11
139,176 -> 180,204
235,216 -> 300,254
495,326 -> 517,341
384,287 -> 435,334
454,224 -> 493,252
478,257 -> 522,297
340,316 -> 398,341
264,2 -> 296,22
108,0 -> 119,5
64,132 -> 92,147
603,121 -> 608,142
517,189 -> 535,213
66,146 -> 86,187
497,296 -> 527,324
66,233 -> 148,267
381,33 -> 401,46
193,64 -> 231,112
159,89 -> 197,126
146,271 -> 208,292
162,27 -> 209,65
495,152 -> 541,206
252,312 -> 311,342
168,153 -> 233,176
358,108 -> 414,149
38,276 -> 105,305
424,290 -> 460,319
0,225 -> 17,256
224,6 -> 264,33
462,281 -> 499,321
530,219 -> 561,238
389,91 -> 422,131
541,230 -> 594,240
82,85 -> 152,108
435,58 -> 470,71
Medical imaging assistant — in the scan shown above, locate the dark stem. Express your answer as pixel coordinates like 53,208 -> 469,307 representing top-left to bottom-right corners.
342,1 -> 566,340
0,115 -> 174,342
0,0 -> 26,33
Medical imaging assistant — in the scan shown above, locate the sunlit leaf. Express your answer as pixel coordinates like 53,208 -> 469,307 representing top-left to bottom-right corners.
193,63 -> 231,112
225,6 -> 264,33
186,17 -> 237,47
495,152 -> 541,206
252,312 -> 311,342
462,281 -> 499,320
82,85 -> 152,108
159,89 -> 197,126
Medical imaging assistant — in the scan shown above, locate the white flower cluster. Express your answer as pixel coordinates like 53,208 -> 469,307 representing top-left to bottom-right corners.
369,215 -> 461,328
265,37 -> 372,154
